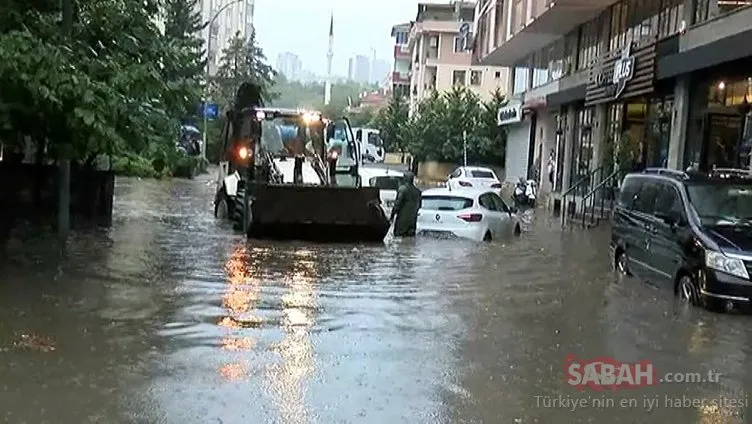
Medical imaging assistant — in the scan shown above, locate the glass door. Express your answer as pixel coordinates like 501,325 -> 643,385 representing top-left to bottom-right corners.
554,109 -> 567,192
569,108 -> 594,195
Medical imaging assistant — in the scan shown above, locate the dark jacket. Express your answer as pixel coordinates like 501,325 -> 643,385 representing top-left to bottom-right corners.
391,182 -> 421,237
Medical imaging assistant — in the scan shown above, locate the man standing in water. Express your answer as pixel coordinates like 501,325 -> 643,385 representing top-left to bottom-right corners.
390,171 -> 422,237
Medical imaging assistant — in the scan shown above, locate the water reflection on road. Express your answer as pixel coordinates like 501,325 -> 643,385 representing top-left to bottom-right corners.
1,176 -> 751,423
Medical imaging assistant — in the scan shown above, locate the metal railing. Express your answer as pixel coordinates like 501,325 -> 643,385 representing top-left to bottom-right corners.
579,167 -> 628,228
560,166 -> 604,226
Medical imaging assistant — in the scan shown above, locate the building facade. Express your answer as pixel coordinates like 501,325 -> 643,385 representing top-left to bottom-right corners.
391,23 -> 412,98
474,0 -> 752,193
408,1 -> 509,115
276,52 -> 303,81
202,0 -> 255,76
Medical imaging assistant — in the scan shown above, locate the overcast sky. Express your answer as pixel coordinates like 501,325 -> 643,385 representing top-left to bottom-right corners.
253,0 -> 420,76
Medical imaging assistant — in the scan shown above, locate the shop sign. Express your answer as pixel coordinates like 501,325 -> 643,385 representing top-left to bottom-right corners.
612,44 -> 635,99
497,102 -> 522,126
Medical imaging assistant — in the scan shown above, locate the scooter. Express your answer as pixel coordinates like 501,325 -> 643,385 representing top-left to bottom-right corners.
513,178 -> 537,207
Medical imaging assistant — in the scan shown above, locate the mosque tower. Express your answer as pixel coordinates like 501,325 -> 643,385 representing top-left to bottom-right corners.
325,13 -> 333,105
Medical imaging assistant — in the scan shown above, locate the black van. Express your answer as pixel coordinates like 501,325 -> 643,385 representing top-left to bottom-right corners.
610,168 -> 752,312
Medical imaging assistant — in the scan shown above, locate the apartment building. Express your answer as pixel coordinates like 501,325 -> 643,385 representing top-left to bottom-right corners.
391,23 -> 411,98
474,0 -> 752,196
203,0 -> 255,76
407,1 -> 509,115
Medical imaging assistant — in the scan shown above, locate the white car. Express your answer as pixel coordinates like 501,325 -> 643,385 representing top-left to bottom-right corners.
360,167 -> 404,218
446,166 -> 502,191
417,187 -> 521,242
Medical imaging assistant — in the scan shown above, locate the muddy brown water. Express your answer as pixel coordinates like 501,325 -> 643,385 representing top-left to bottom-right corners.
1,175 -> 751,423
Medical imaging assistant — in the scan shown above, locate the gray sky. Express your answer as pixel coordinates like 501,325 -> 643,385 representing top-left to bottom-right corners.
254,0 -> 419,76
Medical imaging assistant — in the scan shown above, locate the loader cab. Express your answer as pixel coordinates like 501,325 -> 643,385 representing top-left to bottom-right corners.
326,118 -> 362,187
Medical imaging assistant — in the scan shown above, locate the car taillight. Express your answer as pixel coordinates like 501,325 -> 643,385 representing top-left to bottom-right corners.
457,213 -> 482,222
458,181 -> 472,187
237,146 -> 250,160
491,183 -> 502,188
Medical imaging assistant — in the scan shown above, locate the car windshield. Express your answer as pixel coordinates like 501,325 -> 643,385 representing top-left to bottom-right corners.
470,170 -> 495,179
686,182 -> 752,225
421,195 -> 474,211
370,176 -> 402,190
367,132 -> 383,147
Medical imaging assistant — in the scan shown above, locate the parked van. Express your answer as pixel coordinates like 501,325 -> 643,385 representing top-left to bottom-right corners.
611,167 -> 752,312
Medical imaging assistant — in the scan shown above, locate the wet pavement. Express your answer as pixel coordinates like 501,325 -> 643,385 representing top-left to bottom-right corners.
1,175 -> 751,423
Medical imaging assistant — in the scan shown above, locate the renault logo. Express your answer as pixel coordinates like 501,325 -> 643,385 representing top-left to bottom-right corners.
435,214 -> 441,221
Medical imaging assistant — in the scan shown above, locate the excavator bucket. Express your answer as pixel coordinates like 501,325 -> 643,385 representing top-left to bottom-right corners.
247,183 -> 390,243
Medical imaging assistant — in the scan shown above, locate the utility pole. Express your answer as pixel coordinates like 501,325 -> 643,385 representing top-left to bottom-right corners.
463,130 -> 468,167
59,0 -> 74,244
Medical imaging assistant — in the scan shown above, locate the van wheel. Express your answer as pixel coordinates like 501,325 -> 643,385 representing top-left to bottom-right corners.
483,232 -> 492,242
215,190 -> 229,219
615,250 -> 631,276
513,225 -> 521,236
677,274 -> 700,306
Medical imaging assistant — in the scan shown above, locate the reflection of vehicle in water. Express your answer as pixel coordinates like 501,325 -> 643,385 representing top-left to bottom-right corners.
212,83 -> 390,242
611,167 -> 752,312
360,167 -> 404,218
352,128 -> 385,163
177,125 -> 202,156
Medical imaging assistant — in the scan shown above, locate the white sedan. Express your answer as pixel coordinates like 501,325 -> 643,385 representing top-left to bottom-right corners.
446,166 -> 502,191
416,187 -> 522,242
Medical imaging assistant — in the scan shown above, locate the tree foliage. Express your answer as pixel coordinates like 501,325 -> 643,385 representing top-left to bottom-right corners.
209,30 -> 277,110
0,0 -> 210,177
375,87 -> 507,166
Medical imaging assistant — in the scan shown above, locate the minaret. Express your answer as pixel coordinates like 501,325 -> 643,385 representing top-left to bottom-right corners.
324,13 -> 333,105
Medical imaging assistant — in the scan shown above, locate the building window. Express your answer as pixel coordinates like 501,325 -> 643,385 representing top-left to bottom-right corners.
453,70 -> 466,86
395,31 -> 408,45
426,35 -> 439,59
693,0 -> 752,24
513,62 -> 528,94
453,36 -> 465,53
577,15 -> 603,70
470,70 -> 482,86
532,48 -> 549,87
494,70 -> 501,79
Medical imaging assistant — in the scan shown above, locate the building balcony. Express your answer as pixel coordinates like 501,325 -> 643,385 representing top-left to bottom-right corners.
394,44 -> 411,58
392,71 -> 410,84
478,0 -> 616,66
408,20 -> 462,49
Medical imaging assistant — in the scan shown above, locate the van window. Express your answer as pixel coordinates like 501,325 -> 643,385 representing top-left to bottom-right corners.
421,195 -> 473,211
369,176 -> 402,190
655,184 -> 684,217
634,182 -> 659,214
618,177 -> 641,208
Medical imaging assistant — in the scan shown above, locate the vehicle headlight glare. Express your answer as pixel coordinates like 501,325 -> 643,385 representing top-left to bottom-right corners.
705,251 -> 749,279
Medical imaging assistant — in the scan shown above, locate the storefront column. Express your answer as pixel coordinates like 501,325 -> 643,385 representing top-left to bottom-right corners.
591,104 -> 608,171
667,75 -> 690,170
560,107 -> 577,193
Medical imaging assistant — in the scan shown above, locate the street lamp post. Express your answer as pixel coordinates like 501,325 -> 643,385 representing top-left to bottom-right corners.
203,0 -> 244,158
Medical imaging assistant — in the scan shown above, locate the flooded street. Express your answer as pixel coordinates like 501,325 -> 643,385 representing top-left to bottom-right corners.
2,175 -> 752,423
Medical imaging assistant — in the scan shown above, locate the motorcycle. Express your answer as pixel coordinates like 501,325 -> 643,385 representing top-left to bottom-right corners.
513,177 -> 537,207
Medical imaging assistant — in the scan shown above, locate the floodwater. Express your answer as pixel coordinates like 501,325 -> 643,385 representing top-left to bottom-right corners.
1,175 -> 751,424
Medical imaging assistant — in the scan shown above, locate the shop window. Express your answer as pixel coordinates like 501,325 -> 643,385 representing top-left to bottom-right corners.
569,107 -> 595,193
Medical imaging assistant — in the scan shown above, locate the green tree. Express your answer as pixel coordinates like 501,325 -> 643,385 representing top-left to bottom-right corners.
162,0 -> 207,119
374,94 -> 409,153
210,30 -> 277,110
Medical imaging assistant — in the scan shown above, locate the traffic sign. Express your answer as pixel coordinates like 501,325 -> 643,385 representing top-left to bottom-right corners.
459,22 -> 470,37
201,102 -> 219,120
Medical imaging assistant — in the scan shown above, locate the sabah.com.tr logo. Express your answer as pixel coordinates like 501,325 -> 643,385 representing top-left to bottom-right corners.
564,354 -> 722,391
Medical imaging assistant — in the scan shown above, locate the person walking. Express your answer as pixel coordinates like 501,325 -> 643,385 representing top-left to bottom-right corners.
390,171 -> 422,237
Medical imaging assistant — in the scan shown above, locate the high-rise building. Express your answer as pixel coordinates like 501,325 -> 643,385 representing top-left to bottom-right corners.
201,0 -> 256,76
276,52 -> 303,81
350,55 -> 370,84
370,59 -> 391,85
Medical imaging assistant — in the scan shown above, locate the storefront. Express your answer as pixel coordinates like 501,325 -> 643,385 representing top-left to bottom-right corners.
583,40 -> 671,176
498,100 -> 534,184
681,57 -> 752,170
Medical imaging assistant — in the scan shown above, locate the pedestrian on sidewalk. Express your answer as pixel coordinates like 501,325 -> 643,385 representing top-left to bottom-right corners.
390,171 -> 421,237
